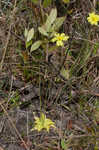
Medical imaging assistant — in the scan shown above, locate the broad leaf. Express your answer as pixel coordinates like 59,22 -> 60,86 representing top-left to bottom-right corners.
51,17 -> 66,32
24,28 -> 28,38
30,40 -> 42,52
43,0 -> 52,8
26,40 -> 32,49
63,0 -> 70,4
62,0 -> 70,4
38,27 -> 49,36
31,0 -> 38,4
27,28 -> 34,42
45,8 -> 57,32
61,68 -> 69,79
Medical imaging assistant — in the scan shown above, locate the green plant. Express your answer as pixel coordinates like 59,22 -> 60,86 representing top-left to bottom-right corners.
24,8 -> 68,52
62,0 -> 70,4
61,138 -> 70,150
9,91 -> 20,106
31,0 -> 52,8
24,8 -> 69,80
31,112 -> 56,132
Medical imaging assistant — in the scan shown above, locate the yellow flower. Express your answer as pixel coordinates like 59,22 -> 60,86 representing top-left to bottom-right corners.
31,113 -> 56,132
51,33 -> 69,47
87,12 -> 99,25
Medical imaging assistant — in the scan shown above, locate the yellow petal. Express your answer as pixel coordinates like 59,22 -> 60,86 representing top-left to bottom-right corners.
54,33 -> 60,37
51,37 -> 57,42
63,35 -> 69,41
56,40 -> 64,46
61,33 -> 65,37
87,12 -> 99,25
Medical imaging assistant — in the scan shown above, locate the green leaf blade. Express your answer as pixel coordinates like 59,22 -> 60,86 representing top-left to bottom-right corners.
30,40 -> 42,52
24,28 -> 28,38
43,0 -> 52,8
27,28 -> 34,42
61,139 -> 67,150
26,40 -> 32,49
61,67 -> 69,79
31,0 -> 38,4
38,27 -> 49,36
51,17 -> 66,31
45,8 -> 57,32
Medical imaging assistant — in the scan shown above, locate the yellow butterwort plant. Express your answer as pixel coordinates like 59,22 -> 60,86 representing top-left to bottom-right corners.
87,12 -> 99,25
31,113 -> 56,132
51,33 -> 69,47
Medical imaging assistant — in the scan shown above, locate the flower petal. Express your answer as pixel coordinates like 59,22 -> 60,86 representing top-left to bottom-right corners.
87,12 -> 99,25
63,36 -> 69,41
61,33 -> 65,37
56,40 -> 64,46
51,37 -> 57,42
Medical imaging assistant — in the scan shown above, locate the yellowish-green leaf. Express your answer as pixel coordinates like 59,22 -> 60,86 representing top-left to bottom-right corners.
43,0 -> 52,8
30,40 -> 42,52
94,141 -> 99,150
27,28 -> 34,42
61,139 -> 70,150
31,113 -> 56,132
62,0 -> 70,4
61,139 -> 67,150
26,40 -> 32,49
31,0 -> 38,4
38,27 -> 49,36
45,8 -> 57,32
24,28 -> 28,38
51,17 -> 66,32
61,68 -> 69,79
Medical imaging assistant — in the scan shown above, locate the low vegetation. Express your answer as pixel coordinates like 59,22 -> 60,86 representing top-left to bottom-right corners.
0,0 -> 99,150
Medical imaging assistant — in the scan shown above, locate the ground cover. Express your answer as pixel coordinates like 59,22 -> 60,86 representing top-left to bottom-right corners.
0,0 -> 99,150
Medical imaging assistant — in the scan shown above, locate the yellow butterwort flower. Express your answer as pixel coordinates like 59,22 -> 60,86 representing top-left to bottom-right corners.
87,12 -> 99,25
51,33 -> 69,47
